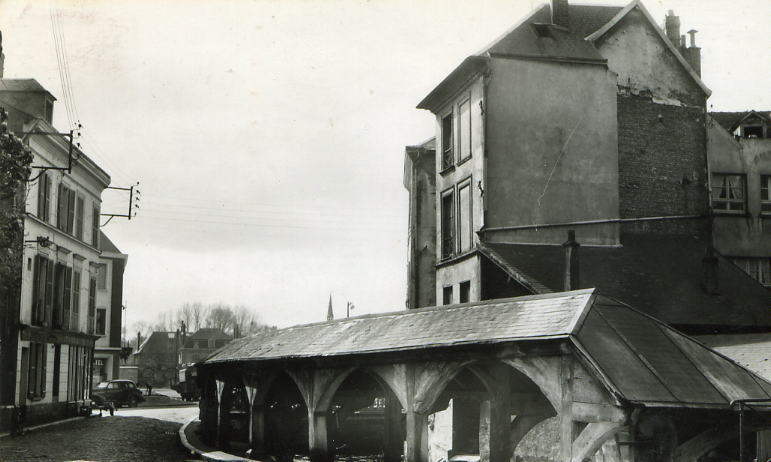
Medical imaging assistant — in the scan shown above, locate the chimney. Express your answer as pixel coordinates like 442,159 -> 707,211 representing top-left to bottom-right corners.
551,0 -> 569,28
665,10 -> 681,47
137,332 -> 142,349
683,29 -> 701,76
562,230 -> 580,291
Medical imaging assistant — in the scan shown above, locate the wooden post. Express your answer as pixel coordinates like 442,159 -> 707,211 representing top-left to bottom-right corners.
250,403 -> 266,456
309,410 -> 330,462
384,391 -> 405,462
405,411 -> 428,462
486,367 -> 512,462
559,356 -> 574,462
216,380 -> 233,449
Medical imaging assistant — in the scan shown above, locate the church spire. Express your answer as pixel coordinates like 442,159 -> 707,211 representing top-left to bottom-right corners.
327,294 -> 334,321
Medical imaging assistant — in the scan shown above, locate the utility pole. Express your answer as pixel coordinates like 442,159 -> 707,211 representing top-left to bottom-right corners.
346,301 -> 355,318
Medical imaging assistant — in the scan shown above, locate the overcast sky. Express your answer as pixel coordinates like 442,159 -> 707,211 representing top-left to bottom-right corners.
0,0 -> 768,331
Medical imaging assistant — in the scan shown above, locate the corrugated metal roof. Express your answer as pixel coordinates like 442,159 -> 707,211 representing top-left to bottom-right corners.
204,290 -> 771,409
205,290 -> 592,363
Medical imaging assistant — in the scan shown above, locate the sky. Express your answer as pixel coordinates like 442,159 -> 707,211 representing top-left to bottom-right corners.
0,0 -> 768,330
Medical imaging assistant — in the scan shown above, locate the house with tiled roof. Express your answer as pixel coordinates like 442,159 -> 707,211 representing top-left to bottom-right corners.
404,0 -> 770,336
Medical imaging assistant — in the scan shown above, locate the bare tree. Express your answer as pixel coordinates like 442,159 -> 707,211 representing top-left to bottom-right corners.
191,302 -> 204,330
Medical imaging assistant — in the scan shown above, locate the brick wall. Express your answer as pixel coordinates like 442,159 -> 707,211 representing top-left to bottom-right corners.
617,94 -> 709,237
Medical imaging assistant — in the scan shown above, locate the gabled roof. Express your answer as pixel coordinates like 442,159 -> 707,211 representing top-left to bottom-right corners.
203,289 -> 771,409
482,235 -> 771,330
585,0 -> 710,96
0,78 -> 56,99
207,290 -> 593,362
418,0 -> 712,110
711,110 -> 771,132
418,3 -> 619,110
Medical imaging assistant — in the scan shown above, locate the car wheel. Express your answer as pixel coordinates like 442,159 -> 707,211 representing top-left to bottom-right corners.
129,397 -> 138,407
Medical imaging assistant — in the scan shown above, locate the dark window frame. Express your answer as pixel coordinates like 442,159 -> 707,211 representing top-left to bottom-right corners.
37,173 -> 51,222
440,187 -> 456,259
95,308 -> 107,336
441,112 -> 454,171
442,285 -> 453,305
459,281 -> 471,303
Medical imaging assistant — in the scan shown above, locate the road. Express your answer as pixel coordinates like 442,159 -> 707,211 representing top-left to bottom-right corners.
0,405 -> 200,462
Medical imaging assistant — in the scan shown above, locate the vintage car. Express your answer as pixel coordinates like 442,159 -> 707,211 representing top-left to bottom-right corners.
91,379 -> 145,409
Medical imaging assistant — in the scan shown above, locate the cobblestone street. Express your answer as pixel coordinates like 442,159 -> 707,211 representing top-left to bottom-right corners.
0,406 -> 199,462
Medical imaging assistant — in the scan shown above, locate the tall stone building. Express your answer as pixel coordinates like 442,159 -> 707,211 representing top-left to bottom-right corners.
404,0 -> 770,336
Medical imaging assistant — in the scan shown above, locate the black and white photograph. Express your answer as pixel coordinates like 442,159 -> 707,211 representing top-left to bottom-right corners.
0,0 -> 769,461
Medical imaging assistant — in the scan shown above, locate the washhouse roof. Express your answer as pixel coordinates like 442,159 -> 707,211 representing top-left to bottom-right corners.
203,289 -> 771,409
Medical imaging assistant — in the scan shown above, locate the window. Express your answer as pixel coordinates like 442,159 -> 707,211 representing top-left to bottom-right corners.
91,204 -> 100,247
441,190 -> 455,259
52,263 -> 73,330
87,277 -> 96,334
442,285 -> 453,305
57,184 -> 76,234
97,264 -> 107,290
71,270 -> 81,331
712,173 -> 746,213
459,281 -> 470,303
458,181 -> 473,252
761,175 -> 771,214
75,196 -> 84,240
441,113 -> 453,170
37,173 -> 51,222
96,308 -> 107,335
458,99 -> 471,161
27,342 -> 47,399
31,255 -> 54,327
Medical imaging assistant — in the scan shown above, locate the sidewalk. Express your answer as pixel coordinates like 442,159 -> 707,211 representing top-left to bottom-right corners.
180,418 -> 252,462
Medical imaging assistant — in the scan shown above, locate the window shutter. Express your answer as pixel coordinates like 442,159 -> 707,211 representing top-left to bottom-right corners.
39,343 -> 47,394
44,258 -> 54,327
57,184 -> 66,230
72,271 -> 81,332
31,256 -> 41,325
63,267 -> 72,331
67,189 -> 76,234
75,197 -> 84,240
37,174 -> 47,220
92,205 -> 100,247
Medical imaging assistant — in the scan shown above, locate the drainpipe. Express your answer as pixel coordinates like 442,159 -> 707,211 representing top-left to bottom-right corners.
562,230 -> 580,291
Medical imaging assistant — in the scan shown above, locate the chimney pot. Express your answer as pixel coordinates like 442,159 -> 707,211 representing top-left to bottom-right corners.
551,0 -> 569,28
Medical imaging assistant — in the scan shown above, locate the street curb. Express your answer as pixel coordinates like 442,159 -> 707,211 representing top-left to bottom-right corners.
0,415 -> 86,439
179,417 -> 251,462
